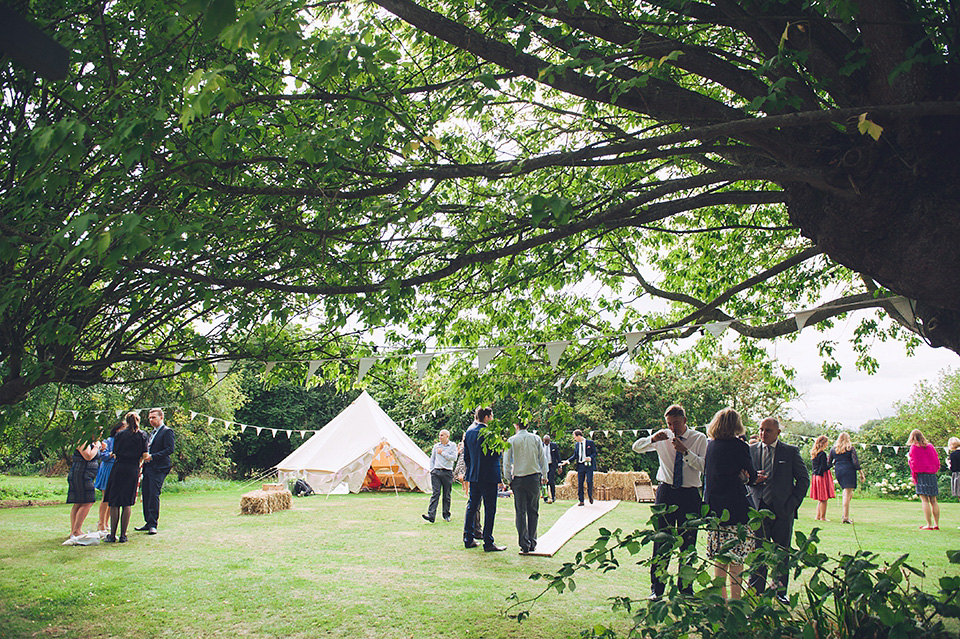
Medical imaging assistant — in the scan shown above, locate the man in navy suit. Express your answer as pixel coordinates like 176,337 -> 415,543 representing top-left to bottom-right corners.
136,408 -> 175,535
462,407 -> 505,551
747,417 -> 809,601
560,429 -> 596,506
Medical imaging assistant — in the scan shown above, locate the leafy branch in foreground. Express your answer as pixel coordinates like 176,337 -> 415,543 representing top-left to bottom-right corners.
505,508 -> 960,638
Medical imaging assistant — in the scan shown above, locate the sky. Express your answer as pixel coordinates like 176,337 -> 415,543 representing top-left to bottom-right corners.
771,318 -> 957,430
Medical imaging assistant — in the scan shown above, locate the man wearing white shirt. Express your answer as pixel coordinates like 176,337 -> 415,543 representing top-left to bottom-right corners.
632,404 -> 707,599
423,429 -> 458,523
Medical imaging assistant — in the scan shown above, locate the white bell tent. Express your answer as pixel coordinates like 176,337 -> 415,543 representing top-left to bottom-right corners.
275,391 -> 432,494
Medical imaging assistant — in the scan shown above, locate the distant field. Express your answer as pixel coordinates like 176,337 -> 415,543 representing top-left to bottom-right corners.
0,485 -> 956,639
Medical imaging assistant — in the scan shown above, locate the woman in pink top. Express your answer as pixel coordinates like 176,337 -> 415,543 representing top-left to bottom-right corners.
907,429 -> 941,530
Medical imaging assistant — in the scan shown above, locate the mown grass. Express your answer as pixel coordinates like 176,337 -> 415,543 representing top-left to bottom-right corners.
0,485 -> 956,639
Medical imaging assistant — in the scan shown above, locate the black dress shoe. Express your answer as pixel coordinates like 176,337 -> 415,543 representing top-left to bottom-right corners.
422,514 -> 435,523
474,532 -> 484,540
104,534 -> 117,543
589,497 -> 594,504
577,502 -> 585,506
464,540 -> 479,549
484,544 -> 506,552
134,525 -> 150,532
118,535 -> 128,543
147,527 -> 157,535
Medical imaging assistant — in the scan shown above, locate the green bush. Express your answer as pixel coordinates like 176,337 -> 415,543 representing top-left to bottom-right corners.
509,507 -> 960,638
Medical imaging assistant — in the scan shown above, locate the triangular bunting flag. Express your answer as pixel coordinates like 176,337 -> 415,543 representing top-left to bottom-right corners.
477,348 -> 500,373
70,410 -> 78,420
894,446 -> 900,453
306,360 -> 322,381
554,377 -> 565,389
358,357 -> 376,381
270,428 -> 278,437
794,309 -> 817,331
564,374 -> 576,388
255,426 -> 262,435
207,416 -> 215,425
190,411 -> 197,420
239,424 -> 248,433
116,410 -> 123,418
173,361 -> 182,374
415,353 -> 434,379
545,341 -> 570,369
703,321 -> 732,338
264,361 -> 277,375
625,332 -> 643,352
300,430 -> 307,438
214,360 -> 232,382
603,430 -> 609,437
890,297 -> 916,327
876,445 -> 882,452
586,364 -> 605,380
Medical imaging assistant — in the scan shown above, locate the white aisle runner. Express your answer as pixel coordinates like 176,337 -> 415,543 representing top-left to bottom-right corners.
525,499 -> 620,556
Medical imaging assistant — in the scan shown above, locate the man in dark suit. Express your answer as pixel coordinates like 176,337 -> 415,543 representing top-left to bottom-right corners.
136,408 -> 175,535
560,429 -> 596,506
462,407 -> 505,552
748,417 -> 810,601
542,435 -> 561,503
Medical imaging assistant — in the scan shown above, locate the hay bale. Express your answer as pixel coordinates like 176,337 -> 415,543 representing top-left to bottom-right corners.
240,488 -> 292,515
262,483 -> 284,492
554,470 -> 655,502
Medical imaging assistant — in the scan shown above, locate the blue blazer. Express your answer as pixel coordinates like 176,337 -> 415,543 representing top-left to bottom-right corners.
146,425 -> 175,472
704,437 -> 756,525
463,422 -> 501,484
566,439 -> 597,471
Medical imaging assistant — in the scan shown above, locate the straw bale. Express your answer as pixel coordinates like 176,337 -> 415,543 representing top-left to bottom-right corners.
262,483 -> 284,492
240,488 -> 292,515
553,470 -> 655,502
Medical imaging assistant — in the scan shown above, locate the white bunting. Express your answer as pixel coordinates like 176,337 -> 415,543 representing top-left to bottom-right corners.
255,427 -> 262,435
703,321 -> 732,338
264,361 -> 277,375
859,443 -> 866,449
415,353 -> 434,379
306,360 -> 322,381
564,374 -> 576,388
876,445 -> 882,452
285,430 -> 292,438
794,309 -> 817,331
224,421 -> 233,428
70,410 -> 78,420
173,361 -> 182,374
894,446 -> 900,453
625,332 -> 643,352
477,348 -> 500,372
239,424 -> 248,433
270,428 -> 278,437
554,377 -> 565,389
116,410 -> 123,418
603,430 -> 609,437
215,360 -> 232,382
358,357 -> 376,381
586,364 -> 605,380
589,431 -> 595,439
890,297 -> 916,327
546,341 -> 570,369
300,430 -> 307,438
207,416 -> 215,426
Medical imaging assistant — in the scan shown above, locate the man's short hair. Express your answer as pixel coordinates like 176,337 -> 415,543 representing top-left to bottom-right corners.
664,404 -> 686,419
543,435 -> 551,442
761,416 -> 780,429
475,407 -> 492,421
149,407 -> 164,419
573,429 -> 583,437
439,429 -> 449,437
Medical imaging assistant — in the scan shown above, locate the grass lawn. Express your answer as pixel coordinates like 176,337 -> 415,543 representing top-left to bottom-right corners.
0,485 -> 956,639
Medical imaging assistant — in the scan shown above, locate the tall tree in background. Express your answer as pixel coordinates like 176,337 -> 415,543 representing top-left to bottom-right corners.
2,0 -> 957,410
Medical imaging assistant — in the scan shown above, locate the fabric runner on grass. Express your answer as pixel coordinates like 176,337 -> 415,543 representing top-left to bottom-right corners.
525,500 -> 620,557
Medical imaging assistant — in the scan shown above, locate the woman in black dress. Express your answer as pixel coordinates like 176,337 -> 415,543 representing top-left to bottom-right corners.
103,412 -> 147,543
703,407 -> 757,600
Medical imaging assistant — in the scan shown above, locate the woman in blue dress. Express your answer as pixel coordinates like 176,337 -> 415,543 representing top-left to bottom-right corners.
829,432 -> 864,524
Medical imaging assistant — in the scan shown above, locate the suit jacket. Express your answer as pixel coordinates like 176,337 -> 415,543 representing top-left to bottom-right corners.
545,441 -> 561,472
566,439 -> 597,471
463,421 -> 501,484
748,440 -> 809,519
145,424 -> 175,473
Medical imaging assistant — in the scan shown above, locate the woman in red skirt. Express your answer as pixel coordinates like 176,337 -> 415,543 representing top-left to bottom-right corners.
809,435 -> 836,521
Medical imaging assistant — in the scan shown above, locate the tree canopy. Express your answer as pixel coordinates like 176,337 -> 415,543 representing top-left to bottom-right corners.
2,0 -> 957,406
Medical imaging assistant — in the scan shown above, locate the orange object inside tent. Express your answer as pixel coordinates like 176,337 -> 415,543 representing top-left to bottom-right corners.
363,441 -> 409,489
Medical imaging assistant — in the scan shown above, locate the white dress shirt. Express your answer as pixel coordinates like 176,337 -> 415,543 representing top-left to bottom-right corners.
632,428 -> 707,487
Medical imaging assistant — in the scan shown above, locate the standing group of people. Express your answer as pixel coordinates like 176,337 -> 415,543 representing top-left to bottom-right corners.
809,429 -> 959,531
634,405 -> 808,602
63,408 -> 174,545
422,407 -> 600,555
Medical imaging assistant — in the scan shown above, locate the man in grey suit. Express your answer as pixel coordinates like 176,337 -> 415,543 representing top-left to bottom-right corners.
748,417 -> 809,602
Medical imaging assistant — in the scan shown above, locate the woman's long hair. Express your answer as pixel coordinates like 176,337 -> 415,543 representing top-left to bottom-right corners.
811,434 -> 829,459
706,407 -> 744,440
124,411 -> 140,432
834,432 -> 852,454
906,429 -> 928,447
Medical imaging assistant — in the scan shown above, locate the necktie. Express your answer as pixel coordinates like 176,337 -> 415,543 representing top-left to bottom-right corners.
762,444 -> 774,501
578,441 -> 585,463
672,438 -> 683,488
148,427 -> 158,448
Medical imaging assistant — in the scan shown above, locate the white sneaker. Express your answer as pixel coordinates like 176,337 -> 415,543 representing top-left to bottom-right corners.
61,536 -> 79,546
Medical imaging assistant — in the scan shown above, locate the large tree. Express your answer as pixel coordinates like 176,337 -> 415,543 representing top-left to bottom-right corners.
1,0 -> 957,407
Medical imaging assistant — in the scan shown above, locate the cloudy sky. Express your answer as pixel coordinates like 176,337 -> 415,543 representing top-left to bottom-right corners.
772,319 -> 957,429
